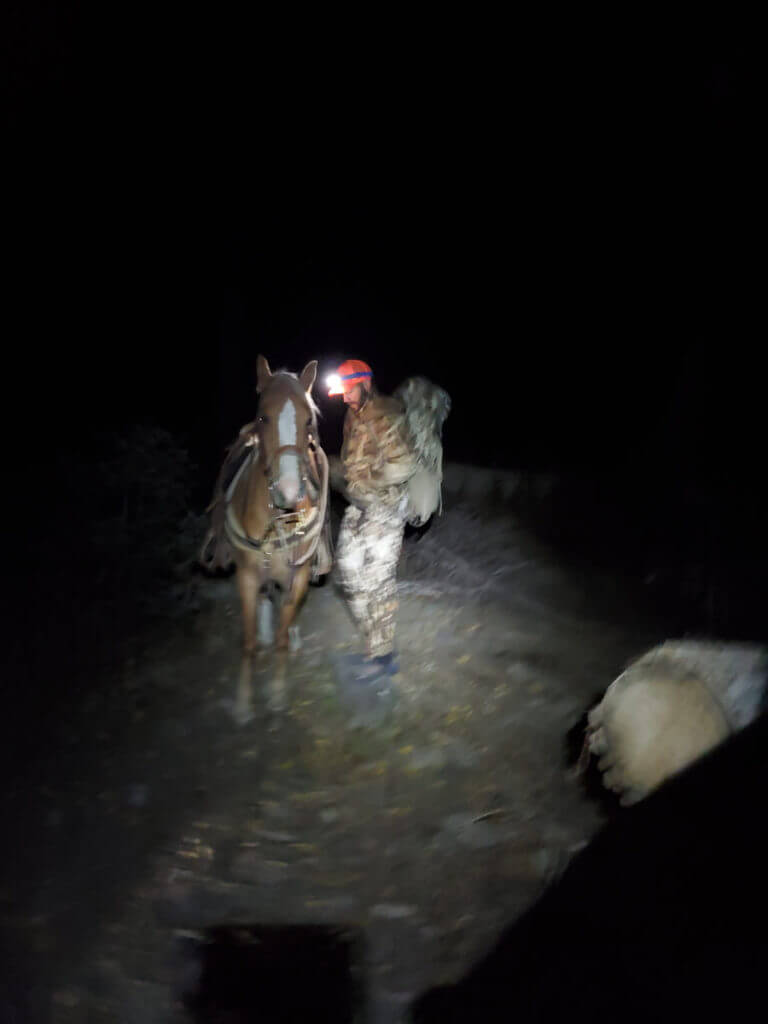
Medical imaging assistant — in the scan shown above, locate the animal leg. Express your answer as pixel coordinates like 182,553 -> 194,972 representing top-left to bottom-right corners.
269,565 -> 311,713
234,565 -> 260,726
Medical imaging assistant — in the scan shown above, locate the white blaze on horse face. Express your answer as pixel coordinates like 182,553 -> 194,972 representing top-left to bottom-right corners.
277,396 -> 300,505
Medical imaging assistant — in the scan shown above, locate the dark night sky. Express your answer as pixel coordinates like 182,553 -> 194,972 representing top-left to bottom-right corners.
6,15 -> 758,496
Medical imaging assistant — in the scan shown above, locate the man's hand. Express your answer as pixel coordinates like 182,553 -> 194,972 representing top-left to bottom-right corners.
329,456 -> 371,510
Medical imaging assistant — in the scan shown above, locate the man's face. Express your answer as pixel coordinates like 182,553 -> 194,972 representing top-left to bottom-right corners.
343,383 -> 366,410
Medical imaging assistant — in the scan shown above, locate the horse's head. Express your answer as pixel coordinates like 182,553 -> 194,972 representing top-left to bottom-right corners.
255,354 -> 319,509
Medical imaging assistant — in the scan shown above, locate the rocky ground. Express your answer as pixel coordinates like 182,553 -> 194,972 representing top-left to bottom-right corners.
1,497 -> 665,1023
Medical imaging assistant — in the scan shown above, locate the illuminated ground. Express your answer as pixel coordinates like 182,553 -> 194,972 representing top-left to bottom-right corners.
1,499 -> 662,1023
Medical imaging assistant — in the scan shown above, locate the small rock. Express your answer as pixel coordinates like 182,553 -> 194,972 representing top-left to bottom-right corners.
260,802 -> 294,822
370,903 -> 417,919
320,808 -> 339,824
443,739 -> 480,768
126,784 -> 149,808
408,748 -> 448,772
247,828 -> 298,843
441,812 -> 504,849
304,895 -> 358,914
231,852 -> 288,885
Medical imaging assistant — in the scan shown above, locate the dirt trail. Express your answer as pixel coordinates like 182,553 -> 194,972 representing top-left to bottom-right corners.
1,502 -> 662,1023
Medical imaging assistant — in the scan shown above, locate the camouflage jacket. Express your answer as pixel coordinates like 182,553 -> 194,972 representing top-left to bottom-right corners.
341,392 -> 418,508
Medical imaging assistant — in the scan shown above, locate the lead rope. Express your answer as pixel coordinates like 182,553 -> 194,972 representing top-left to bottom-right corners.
292,445 -> 329,567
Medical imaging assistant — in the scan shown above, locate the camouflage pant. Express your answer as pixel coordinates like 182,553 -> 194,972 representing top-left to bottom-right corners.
335,499 -> 407,658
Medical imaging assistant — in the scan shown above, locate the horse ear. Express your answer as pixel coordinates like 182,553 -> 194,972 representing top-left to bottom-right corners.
299,359 -> 318,393
256,354 -> 272,393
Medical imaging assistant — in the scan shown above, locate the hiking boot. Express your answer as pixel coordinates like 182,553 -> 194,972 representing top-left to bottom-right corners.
366,652 -> 400,677
333,654 -> 398,727
337,652 -> 400,680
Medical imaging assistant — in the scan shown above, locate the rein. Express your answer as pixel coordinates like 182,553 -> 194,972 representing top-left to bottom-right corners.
261,442 -> 322,500
225,434 -> 329,569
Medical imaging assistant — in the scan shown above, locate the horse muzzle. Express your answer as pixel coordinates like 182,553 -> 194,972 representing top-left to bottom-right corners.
272,474 -> 304,508
264,442 -> 319,510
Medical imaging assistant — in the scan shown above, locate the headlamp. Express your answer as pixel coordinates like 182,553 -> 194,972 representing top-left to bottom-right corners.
326,373 -> 344,396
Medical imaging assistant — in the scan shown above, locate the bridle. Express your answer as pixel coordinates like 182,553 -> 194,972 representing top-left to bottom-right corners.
259,439 -> 322,510
224,394 -> 329,569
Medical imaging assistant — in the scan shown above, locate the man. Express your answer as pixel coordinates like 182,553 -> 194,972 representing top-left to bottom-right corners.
327,358 -> 419,693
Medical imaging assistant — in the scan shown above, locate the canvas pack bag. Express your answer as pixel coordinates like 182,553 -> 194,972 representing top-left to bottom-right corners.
393,376 -> 452,527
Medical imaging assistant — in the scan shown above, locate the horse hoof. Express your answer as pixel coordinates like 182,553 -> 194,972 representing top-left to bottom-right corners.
267,682 -> 288,713
288,625 -> 302,654
232,703 -> 256,726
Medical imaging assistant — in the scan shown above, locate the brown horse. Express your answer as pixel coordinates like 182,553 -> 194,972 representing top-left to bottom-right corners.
203,355 -> 331,724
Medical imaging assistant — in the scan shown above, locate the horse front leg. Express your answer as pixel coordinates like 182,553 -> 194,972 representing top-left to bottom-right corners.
269,564 -> 312,713
234,562 -> 261,725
